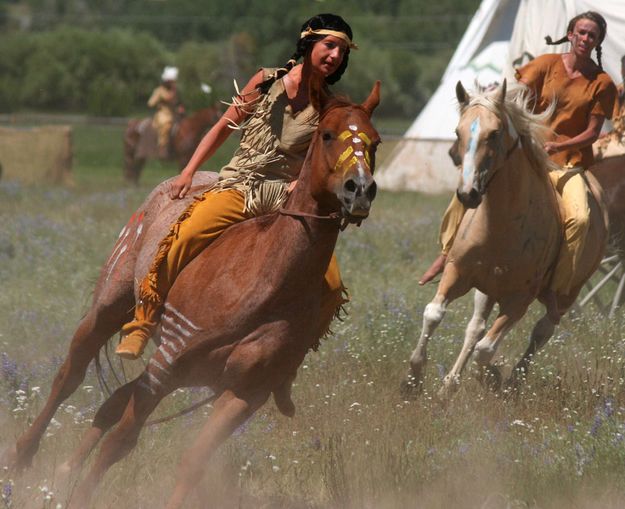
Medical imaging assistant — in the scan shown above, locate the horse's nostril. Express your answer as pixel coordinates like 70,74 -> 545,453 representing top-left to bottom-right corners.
344,179 -> 357,193
367,181 -> 377,201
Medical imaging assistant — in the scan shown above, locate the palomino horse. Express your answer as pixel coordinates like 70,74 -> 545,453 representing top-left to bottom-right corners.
123,105 -> 221,184
404,80 -> 608,398
6,83 -> 380,509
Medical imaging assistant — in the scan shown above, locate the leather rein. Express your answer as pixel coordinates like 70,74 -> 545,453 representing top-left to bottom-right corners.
278,207 -> 353,231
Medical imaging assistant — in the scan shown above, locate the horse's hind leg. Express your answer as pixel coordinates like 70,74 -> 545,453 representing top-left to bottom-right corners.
464,297 -> 531,395
166,389 -> 270,509
506,313 -> 556,392
6,297 -> 132,471
67,378 -> 165,509
439,290 -> 495,396
58,380 -> 138,476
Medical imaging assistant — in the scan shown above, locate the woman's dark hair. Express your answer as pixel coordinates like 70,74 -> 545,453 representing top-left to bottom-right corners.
545,11 -> 607,70
257,13 -> 353,94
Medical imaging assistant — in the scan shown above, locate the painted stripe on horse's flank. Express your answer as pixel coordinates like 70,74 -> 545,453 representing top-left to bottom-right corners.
147,371 -> 163,387
149,357 -> 171,375
163,303 -> 201,331
161,325 -> 189,348
105,244 -> 128,282
162,314 -> 193,337
159,346 -> 174,365
138,378 -> 157,395
106,227 -> 130,265
161,336 -> 181,354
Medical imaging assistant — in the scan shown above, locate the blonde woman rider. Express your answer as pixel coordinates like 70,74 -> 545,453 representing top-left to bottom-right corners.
116,13 -> 358,359
420,11 -> 617,323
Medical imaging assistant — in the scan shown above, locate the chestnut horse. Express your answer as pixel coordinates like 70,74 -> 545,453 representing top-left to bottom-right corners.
403,80 -> 608,398
123,105 -> 221,184
6,83 -> 380,509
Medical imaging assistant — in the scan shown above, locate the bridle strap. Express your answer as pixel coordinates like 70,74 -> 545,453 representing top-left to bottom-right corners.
505,135 -> 520,159
278,207 -> 353,230
479,135 -> 521,194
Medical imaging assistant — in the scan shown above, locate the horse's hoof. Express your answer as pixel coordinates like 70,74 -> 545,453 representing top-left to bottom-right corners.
274,396 -> 296,418
503,368 -> 526,397
0,444 -> 18,470
400,375 -> 423,400
483,365 -> 502,392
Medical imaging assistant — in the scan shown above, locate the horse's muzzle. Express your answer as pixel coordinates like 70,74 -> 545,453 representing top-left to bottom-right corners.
340,176 -> 377,220
457,188 -> 482,208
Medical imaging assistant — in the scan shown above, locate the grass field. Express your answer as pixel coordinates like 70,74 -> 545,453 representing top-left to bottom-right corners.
1,122 -> 625,508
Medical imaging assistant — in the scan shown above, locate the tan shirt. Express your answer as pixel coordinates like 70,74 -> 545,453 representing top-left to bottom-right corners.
148,85 -> 179,119
516,53 -> 617,168
216,69 -> 320,215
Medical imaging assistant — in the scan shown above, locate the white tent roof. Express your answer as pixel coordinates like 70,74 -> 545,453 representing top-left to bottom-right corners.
378,0 -> 625,193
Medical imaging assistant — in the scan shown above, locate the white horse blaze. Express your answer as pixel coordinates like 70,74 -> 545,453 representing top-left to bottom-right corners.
462,117 -> 481,194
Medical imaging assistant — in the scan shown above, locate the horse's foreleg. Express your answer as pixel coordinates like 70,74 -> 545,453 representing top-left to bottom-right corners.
273,372 -> 297,417
506,313 -> 556,391
67,380 -> 164,509
165,389 -> 270,509
403,292 -> 450,395
440,290 -> 495,395
57,380 -> 138,477
8,302 -> 130,471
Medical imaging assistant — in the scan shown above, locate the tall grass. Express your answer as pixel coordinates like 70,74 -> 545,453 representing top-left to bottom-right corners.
1,124 -> 625,508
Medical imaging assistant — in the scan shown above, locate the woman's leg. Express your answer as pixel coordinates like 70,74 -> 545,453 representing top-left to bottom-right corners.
549,170 -> 590,295
116,189 -> 247,359
419,193 -> 466,285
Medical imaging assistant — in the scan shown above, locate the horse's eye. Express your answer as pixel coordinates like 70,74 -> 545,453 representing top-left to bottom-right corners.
322,131 -> 333,141
488,130 -> 500,141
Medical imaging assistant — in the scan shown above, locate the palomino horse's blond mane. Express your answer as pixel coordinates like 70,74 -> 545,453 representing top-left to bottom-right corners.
461,82 -> 559,175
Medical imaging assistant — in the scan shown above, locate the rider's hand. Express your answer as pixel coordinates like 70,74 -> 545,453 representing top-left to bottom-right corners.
544,141 -> 560,155
169,171 -> 194,199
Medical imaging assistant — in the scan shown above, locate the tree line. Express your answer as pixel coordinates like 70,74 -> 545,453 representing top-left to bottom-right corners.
0,0 -> 480,117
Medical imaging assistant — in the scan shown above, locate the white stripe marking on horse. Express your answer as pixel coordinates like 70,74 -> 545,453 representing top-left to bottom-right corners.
149,358 -> 171,375
163,303 -> 201,331
462,117 -> 480,193
138,379 -> 156,395
159,346 -> 174,365
105,244 -> 128,282
162,314 -> 193,337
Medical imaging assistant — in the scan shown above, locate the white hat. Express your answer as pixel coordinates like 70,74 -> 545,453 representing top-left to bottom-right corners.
161,66 -> 179,82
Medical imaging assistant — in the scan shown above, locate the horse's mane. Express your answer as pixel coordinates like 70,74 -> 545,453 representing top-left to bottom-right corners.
463,82 -> 559,175
320,94 -> 363,119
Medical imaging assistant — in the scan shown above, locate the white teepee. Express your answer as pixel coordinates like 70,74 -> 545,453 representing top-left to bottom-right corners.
377,0 -> 625,193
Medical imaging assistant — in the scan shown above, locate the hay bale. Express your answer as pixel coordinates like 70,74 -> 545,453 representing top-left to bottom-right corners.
0,125 -> 73,185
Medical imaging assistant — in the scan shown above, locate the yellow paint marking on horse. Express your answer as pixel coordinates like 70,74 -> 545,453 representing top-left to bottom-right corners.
334,146 -> 354,171
358,132 -> 371,145
338,130 -> 352,142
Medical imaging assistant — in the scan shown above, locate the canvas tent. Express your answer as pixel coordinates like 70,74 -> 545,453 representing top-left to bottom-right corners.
377,0 -> 625,193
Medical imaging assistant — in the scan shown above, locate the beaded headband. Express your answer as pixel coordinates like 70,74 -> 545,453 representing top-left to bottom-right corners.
300,27 -> 358,50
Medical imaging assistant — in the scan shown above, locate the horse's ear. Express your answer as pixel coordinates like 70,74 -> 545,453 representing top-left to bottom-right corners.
361,81 -> 381,116
456,81 -> 470,106
494,78 -> 507,106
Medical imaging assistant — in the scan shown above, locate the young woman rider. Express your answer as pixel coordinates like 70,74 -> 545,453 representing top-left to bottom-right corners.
420,11 -> 617,323
116,13 -> 358,359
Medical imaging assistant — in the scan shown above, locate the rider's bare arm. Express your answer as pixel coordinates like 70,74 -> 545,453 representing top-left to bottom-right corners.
171,70 -> 266,199
544,114 -> 604,155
